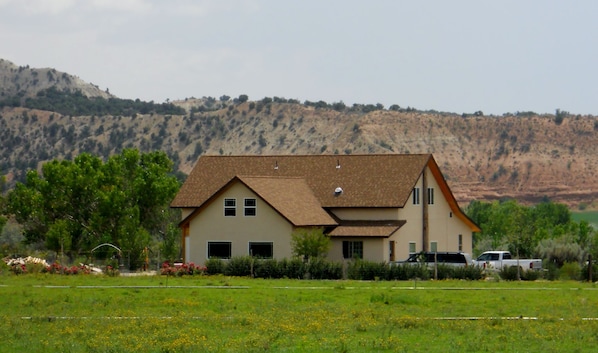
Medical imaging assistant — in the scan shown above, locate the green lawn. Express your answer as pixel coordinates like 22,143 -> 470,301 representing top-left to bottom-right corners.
572,210 -> 598,229
1,275 -> 598,352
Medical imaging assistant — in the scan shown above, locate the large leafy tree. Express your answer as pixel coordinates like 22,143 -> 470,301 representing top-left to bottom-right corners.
5,149 -> 180,267
466,199 -> 594,260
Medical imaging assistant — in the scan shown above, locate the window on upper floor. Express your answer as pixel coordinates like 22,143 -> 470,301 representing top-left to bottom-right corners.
427,187 -> 435,205
224,198 -> 236,216
409,242 -> 416,255
244,198 -> 257,216
412,187 -> 420,205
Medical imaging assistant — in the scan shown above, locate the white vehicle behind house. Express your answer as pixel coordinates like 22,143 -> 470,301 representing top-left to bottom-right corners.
474,251 -> 542,271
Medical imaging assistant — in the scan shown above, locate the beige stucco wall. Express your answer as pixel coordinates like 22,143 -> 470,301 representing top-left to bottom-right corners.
395,168 -> 473,260
181,208 -> 194,220
185,182 -> 294,265
328,237 -> 386,262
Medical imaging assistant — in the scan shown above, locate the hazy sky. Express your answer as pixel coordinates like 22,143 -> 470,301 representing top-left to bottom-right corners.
1,0 -> 597,115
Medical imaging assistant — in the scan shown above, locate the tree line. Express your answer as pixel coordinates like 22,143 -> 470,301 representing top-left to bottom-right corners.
0,87 -> 185,116
0,149 -> 181,269
1,150 -> 596,271
466,199 -> 596,266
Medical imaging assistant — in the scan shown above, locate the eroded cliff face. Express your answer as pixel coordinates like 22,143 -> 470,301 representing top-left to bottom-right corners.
1,101 -> 596,209
352,111 -> 598,207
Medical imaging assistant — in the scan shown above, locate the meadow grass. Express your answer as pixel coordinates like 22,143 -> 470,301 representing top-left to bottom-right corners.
1,274 -> 598,352
571,210 -> 598,229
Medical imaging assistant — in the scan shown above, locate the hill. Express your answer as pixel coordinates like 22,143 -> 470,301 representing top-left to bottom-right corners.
0,58 -> 112,100
1,60 -> 597,209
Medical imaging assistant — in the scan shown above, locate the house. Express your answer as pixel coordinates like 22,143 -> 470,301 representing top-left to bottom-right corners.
170,154 -> 480,264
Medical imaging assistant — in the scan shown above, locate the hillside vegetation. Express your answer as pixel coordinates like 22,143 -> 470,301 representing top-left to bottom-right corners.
1,59 -> 597,208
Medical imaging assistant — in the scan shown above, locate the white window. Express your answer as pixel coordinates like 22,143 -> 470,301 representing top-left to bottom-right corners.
224,198 -> 236,216
427,187 -> 435,205
409,242 -> 416,254
244,198 -> 257,216
412,187 -> 420,205
458,234 -> 463,252
208,242 -> 231,259
430,241 -> 438,253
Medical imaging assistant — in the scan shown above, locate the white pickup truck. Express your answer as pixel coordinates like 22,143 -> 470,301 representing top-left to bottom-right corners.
474,251 -> 543,271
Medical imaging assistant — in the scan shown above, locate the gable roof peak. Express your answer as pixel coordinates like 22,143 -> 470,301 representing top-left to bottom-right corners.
172,154 -> 433,208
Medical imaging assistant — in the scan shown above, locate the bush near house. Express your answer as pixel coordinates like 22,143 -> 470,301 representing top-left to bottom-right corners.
498,266 -> 541,281
202,257 -> 484,281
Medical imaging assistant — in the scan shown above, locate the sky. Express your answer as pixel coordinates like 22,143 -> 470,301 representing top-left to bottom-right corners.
1,0 -> 597,115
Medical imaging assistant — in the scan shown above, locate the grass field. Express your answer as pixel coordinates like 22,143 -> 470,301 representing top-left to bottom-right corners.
572,210 -> 598,229
1,275 -> 598,352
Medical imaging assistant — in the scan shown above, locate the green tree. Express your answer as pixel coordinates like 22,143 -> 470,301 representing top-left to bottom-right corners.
467,199 -> 594,260
5,149 -> 180,266
46,219 -> 72,262
290,228 -> 330,260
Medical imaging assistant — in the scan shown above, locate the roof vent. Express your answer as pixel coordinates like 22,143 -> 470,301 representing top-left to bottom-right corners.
336,160 -> 341,169
334,187 -> 343,196
274,161 -> 279,170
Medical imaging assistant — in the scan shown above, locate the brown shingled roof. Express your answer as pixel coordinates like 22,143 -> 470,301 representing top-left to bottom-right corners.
171,154 -> 432,208
238,176 -> 337,227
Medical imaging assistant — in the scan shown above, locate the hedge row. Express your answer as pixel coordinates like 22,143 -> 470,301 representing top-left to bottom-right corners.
205,257 -> 343,279
348,261 -> 484,281
204,257 -> 485,281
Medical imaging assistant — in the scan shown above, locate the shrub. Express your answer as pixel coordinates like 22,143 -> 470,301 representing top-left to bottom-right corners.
205,258 -> 226,275
559,262 -> 581,281
161,262 -> 206,276
280,258 -> 306,279
499,266 -> 540,281
253,259 -> 283,279
536,235 -> 583,267
499,266 -> 517,280
25,262 -> 46,274
388,263 -> 429,280
431,264 -> 454,280
347,260 -> 389,280
522,268 -> 541,281
544,262 -> 560,281
307,258 -> 342,279
104,265 -> 120,277
453,265 -> 485,280
224,256 -> 253,277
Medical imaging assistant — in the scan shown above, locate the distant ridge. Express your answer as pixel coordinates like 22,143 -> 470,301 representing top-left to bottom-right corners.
0,58 -> 113,99
0,59 -> 597,209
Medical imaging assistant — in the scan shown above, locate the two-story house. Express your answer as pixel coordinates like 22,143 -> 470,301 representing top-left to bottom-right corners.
170,154 -> 480,264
